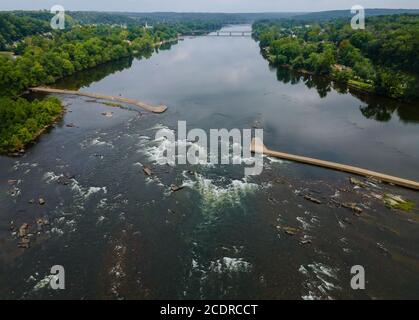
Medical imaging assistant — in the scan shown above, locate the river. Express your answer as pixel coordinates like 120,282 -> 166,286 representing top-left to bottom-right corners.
1,25 -> 419,299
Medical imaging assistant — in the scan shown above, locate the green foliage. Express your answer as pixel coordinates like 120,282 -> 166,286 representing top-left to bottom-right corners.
0,25 -> 156,97
348,79 -> 374,92
291,55 -> 305,69
0,97 -> 62,153
383,194 -> 415,212
253,14 -> 419,100
333,69 -> 353,84
0,12 -> 235,154
0,12 -> 228,99
375,68 -> 414,99
0,12 -> 51,50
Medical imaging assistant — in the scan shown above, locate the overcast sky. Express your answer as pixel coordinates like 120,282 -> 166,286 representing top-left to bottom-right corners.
0,0 -> 418,12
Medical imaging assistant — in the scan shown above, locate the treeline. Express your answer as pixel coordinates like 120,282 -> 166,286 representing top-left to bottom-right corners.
1,10 -> 229,51
0,97 -> 62,153
0,23 -> 155,152
253,14 -> 419,100
0,11 -> 229,153
0,23 -> 185,97
0,13 -> 51,50
0,26 -> 131,96
1,12 -> 203,154
288,9 -> 419,22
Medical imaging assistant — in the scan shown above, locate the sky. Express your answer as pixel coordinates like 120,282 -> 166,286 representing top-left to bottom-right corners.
0,0 -> 418,12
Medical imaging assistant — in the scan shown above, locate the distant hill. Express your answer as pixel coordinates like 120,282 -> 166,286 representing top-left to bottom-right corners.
67,11 -> 301,25
118,12 -> 300,23
290,8 -> 419,22
1,9 -> 418,32
55,9 -> 419,25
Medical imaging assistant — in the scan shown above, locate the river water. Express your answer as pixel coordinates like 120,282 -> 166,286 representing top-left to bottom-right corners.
1,25 -> 419,299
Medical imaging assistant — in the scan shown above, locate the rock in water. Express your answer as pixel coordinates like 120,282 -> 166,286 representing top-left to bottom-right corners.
350,177 -> 367,188
170,185 -> 185,192
18,223 -> 29,238
342,203 -> 363,215
143,167 -> 152,176
283,226 -> 299,236
18,237 -> 30,249
304,195 -> 322,204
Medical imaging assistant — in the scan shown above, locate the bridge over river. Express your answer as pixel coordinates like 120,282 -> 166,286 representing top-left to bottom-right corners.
182,30 -> 252,37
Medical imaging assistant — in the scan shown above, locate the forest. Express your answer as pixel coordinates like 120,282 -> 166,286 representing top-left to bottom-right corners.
0,97 -> 62,153
1,10 -> 234,47
1,11 -> 419,152
0,13 -> 51,50
253,14 -> 419,100
0,12 -> 226,153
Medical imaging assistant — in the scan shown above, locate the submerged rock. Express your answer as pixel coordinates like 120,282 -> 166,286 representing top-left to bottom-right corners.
18,237 -> 30,249
304,195 -> 322,204
18,223 -> 29,238
101,112 -> 114,118
350,177 -> 367,188
170,184 -> 185,192
143,166 -> 152,176
383,194 -> 415,212
300,239 -> 312,245
342,203 -> 363,215
283,226 -> 299,236
36,218 -> 49,232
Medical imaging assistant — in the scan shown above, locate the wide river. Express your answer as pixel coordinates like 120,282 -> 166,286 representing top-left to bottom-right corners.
1,25 -> 419,299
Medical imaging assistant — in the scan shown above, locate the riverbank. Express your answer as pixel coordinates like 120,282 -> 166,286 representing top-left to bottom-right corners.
2,23 -> 419,300
0,97 -> 64,156
0,36 -> 177,157
263,51 -> 385,98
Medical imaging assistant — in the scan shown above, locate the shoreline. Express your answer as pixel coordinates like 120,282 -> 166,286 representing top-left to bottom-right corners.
0,106 -> 65,157
261,49 -> 413,102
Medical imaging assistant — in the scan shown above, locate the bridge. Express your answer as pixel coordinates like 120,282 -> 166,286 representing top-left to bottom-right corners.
182,30 -> 252,37
209,30 -> 252,37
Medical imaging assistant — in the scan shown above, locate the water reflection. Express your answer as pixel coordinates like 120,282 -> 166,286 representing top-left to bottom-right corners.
2,24 -> 419,300
273,65 -> 419,123
53,42 -> 178,91
53,57 -> 135,90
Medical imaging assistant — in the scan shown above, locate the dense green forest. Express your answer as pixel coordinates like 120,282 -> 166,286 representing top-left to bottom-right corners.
10,9 -> 418,26
0,10 -> 237,49
0,11 -> 226,153
0,13 -> 51,50
253,14 -> 419,100
288,8 -> 419,22
1,10 -> 418,153
1,26 -> 137,96
3,9 -> 418,51
0,97 -> 62,153
0,19 -> 208,97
